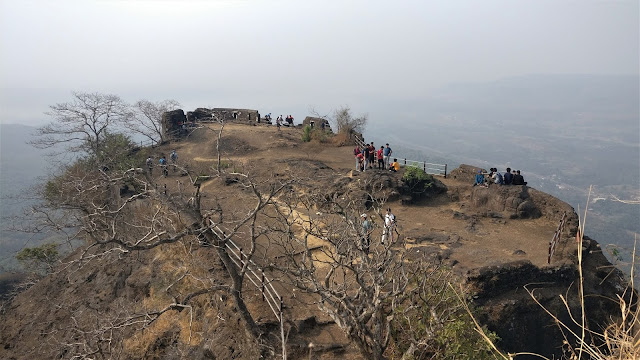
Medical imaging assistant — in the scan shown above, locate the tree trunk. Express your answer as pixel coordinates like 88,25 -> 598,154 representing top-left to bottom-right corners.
205,229 -> 260,339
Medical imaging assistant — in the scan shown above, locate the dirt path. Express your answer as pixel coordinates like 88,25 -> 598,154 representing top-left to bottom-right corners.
144,122 -> 567,359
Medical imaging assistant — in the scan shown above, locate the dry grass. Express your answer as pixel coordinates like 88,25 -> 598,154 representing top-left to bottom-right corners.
464,185 -> 640,359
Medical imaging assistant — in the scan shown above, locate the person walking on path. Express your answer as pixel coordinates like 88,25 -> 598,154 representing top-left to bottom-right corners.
170,149 -> 178,172
146,156 -> 153,175
382,208 -> 396,245
383,143 -> 393,169
353,145 -> 361,171
159,155 -> 168,177
361,213 -> 372,254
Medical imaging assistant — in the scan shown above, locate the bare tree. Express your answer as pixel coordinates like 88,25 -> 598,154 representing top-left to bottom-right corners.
31,91 -> 130,159
13,115 -> 301,358
309,105 -> 368,134
263,185 -> 422,360
126,99 -> 181,145
333,105 -> 367,134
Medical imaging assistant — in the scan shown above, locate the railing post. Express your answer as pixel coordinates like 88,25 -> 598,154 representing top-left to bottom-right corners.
423,161 -> 426,172
444,164 -> 448,178
239,248 -> 243,264
261,273 -> 265,301
403,158 -> 406,166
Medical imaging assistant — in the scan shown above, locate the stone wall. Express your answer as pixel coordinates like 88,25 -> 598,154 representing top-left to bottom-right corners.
161,109 -> 187,140
302,116 -> 332,132
185,108 -> 260,124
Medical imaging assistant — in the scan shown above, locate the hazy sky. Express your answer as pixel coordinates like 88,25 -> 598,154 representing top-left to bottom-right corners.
1,0 -> 638,125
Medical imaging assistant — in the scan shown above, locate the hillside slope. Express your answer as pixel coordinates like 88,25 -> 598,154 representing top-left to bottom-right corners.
0,122 -> 630,359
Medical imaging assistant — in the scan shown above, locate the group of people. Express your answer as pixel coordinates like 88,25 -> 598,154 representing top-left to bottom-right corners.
353,142 -> 399,172
262,114 -> 295,128
474,167 -> 527,187
146,149 -> 178,177
360,208 -> 397,253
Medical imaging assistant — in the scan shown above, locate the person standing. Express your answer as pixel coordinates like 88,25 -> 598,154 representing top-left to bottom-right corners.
362,147 -> 369,172
383,143 -> 393,169
353,145 -> 361,171
146,156 -> 153,175
377,146 -> 384,169
361,214 -> 372,254
382,208 -> 396,244
368,142 -> 375,170
170,150 -> 178,172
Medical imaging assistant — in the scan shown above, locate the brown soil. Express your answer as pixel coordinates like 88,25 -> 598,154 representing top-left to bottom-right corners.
0,122 -> 588,360
148,123 -> 578,357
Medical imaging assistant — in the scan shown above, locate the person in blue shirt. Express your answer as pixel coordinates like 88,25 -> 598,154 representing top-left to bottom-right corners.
383,143 -> 392,169
474,169 -> 485,186
159,156 -> 168,177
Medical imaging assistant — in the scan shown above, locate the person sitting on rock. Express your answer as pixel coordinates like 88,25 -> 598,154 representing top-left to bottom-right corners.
494,169 -> 504,185
503,167 -> 513,185
512,170 -> 527,185
389,158 -> 400,172
473,169 -> 485,186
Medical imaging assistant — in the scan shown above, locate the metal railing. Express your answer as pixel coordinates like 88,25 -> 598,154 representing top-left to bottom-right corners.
399,158 -> 448,177
547,211 -> 568,264
354,134 -> 447,177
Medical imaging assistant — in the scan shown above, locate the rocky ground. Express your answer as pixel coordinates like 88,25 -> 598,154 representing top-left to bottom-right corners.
0,122 -> 630,359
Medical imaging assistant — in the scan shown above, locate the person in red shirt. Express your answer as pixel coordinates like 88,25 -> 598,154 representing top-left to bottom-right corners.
377,146 -> 384,169
356,152 -> 365,172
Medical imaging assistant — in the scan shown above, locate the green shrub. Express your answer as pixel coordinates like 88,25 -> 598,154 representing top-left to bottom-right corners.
301,125 -> 312,142
16,243 -> 59,275
402,166 -> 435,194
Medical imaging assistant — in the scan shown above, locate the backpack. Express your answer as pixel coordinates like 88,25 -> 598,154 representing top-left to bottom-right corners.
495,172 -> 504,184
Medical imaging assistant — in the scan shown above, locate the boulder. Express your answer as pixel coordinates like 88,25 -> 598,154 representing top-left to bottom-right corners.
471,184 -> 540,219
449,164 -> 486,184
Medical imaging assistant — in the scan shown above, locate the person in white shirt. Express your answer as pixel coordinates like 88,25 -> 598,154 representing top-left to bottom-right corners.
382,208 -> 396,244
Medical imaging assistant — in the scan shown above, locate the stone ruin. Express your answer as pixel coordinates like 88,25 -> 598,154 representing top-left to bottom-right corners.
161,107 -> 260,140
302,116 -> 332,132
187,108 -> 260,124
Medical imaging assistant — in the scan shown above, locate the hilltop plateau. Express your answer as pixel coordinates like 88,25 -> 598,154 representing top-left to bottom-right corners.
0,120 -> 632,360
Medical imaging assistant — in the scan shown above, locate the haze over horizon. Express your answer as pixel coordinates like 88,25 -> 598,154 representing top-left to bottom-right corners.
1,0 -> 638,126
1,0 -> 638,267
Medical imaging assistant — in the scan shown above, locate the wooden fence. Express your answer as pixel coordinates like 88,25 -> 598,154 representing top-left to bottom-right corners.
207,221 -> 284,323
547,211 -> 568,264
